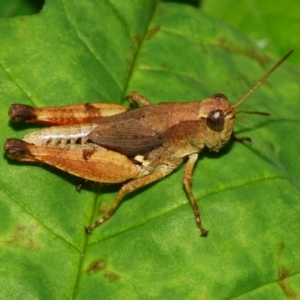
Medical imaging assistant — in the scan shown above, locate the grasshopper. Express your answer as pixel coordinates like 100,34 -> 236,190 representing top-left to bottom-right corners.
4,50 -> 293,236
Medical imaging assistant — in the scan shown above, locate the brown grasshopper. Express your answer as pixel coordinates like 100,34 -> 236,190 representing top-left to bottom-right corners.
4,50 -> 293,236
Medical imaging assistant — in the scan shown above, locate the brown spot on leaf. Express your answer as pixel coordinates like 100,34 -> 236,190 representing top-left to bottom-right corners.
146,26 -> 161,40
160,64 -> 169,71
86,259 -> 107,275
134,33 -> 141,47
2,225 -> 39,250
267,141 -> 275,152
104,271 -> 120,282
86,259 -> 120,282
127,60 -> 133,72
278,266 -> 297,298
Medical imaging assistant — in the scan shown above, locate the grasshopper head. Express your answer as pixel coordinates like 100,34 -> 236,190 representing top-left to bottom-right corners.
199,94 -> 235,151
199,49 -> 294,152
199,93 -> 269,152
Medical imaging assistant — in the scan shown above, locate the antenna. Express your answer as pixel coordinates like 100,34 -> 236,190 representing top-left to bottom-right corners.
233,49 -> 294,109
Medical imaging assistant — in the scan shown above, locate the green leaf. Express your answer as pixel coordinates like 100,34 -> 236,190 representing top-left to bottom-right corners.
1,1 -> 300,299
202,0 -> 300,67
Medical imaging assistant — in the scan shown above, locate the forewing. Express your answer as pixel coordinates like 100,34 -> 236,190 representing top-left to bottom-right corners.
88,114 -> 162,157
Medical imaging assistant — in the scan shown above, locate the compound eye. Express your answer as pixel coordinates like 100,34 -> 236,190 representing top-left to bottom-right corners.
206,109 -> 225,132
211,93 -> 228,102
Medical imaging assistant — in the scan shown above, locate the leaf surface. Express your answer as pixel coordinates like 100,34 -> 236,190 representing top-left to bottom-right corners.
202,0 -> 300,66
0,1 -> 300,299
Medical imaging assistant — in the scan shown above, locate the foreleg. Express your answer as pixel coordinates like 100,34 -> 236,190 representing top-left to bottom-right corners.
183,153 -> 208,237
